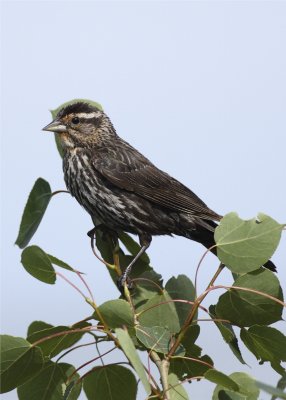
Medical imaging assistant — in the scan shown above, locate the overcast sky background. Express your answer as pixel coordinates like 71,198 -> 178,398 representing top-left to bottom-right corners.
1,1 -> 286,399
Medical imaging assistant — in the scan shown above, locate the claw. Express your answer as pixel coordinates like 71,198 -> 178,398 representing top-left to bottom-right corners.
117,275 -> 134,294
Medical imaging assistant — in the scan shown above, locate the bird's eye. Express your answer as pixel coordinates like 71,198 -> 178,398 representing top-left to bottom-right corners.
72,117 -> 80,125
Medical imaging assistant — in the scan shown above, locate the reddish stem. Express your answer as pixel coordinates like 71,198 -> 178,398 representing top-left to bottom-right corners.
132,277 -> 164,293
75,270 -> 94,303
194,245 -> 217,293
67,346 -> 117,383
207,285 -> 286,307
56,341 -> 97,363
56,272 -> 86,299
137,299 -> 208,318
170,355 -> 214,369
31,326 -> 103,347
51,190 -> 69,196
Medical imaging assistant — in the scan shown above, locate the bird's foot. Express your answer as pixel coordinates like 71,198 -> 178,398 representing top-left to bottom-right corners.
117,274 -> 134,294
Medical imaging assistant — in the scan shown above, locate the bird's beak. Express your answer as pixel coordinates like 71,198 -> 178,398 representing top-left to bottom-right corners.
42,119 -> 67,133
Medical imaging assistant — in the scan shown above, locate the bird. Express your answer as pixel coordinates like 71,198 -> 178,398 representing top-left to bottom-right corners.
43,101 -> 276,286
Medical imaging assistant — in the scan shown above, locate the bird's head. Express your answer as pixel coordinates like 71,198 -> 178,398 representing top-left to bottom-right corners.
43,101 -> 115,150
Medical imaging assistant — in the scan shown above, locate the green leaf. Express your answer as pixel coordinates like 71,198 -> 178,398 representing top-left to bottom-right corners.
180,325 -> 201,357
205,370 -> 239,391
231,373 -> 260,399
60,363 -> 82,400
209,305 -> 246,364
115,328 -> 151,395
213,390 -> 248,399
137,290 -> 181,333
47,254 -> 75,272
272,373 -> 286,400
50,99 -> 103,158
21,248 -> 76,284
119,232 -> 150,264
214,212 -> 283,273
131,269 -> 163,308
83,364 -> 137,400
15,178 -> 52,248
165,275 -> 196,326
256,381 -> 286,399
21,245 -> 56,284
240,325 -> 286,366
17,361 -> 80,400
136,325 -> 184,355
0,335 -> 44,393
213,372 -> 259,400
27,323 -> 90,358
170,354 -> 213,380
168,373 -> 189,400
170,325 -> 213,379
216,269 -> 283,327
93,299 -> 134,329
27,321 -> 53,337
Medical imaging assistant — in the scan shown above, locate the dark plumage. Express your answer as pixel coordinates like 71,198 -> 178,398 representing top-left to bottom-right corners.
43,101 -> 276,278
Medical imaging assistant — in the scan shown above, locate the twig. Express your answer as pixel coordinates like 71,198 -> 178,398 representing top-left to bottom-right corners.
56,341 -> 97,363
51,190 -> 70,196
150,351 -> 170,400
170,355 -> 214,369
67,346 -> 117,383
79,362 -> 131,382
194,245 -> 217,293
167,263 -> 225,359
56,272 -> 86,299
71,315 -> 94,326
112,237 -> 122,276
90,230 -> 115,269
31,326 -> 103,347
143,364 -> 161,393
132,277 -> 164,293
123,283 -> 137,321
85,298 -> 120,345
136,299 -> 207,318
95,341 -> 105,366
207,285 -> 286,308
193,318 -> 231,324
75,271 -> 95,303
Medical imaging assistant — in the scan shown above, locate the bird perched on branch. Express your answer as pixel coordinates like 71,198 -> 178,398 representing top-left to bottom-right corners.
43,101 -> 276,286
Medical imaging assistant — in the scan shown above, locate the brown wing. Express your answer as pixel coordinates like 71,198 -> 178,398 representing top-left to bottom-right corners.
92,141 -> 221,221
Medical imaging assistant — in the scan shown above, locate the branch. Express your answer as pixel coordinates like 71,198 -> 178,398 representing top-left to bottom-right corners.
194,244 -> 217,293
150,351 -> 170,400
167,263 -> 225,359
66,346 -> 117,383
208,285 -> 286,308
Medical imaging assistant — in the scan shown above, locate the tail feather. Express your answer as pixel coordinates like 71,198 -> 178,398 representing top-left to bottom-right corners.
185,223 -> 277,272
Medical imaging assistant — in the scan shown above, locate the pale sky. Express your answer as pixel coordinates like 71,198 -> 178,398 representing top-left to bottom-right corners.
1,1 -> 286,399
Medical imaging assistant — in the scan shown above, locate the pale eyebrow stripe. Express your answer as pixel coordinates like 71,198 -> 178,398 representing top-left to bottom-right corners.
75,112 -> 100,119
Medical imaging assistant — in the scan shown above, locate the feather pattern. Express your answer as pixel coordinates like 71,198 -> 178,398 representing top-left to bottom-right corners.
45,101 -> 277,273
92,140 -> 221,221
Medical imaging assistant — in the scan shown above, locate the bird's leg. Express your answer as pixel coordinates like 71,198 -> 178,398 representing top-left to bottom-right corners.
117,233 -> 152,291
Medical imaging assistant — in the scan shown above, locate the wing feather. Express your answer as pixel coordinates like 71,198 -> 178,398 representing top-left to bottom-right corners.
92,142 -> 221,221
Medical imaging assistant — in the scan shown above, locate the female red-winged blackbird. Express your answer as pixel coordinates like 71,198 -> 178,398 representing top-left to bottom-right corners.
43,101 -> 276,283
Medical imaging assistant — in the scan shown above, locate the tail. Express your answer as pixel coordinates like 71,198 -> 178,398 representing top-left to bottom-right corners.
185,221 -> 277,272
